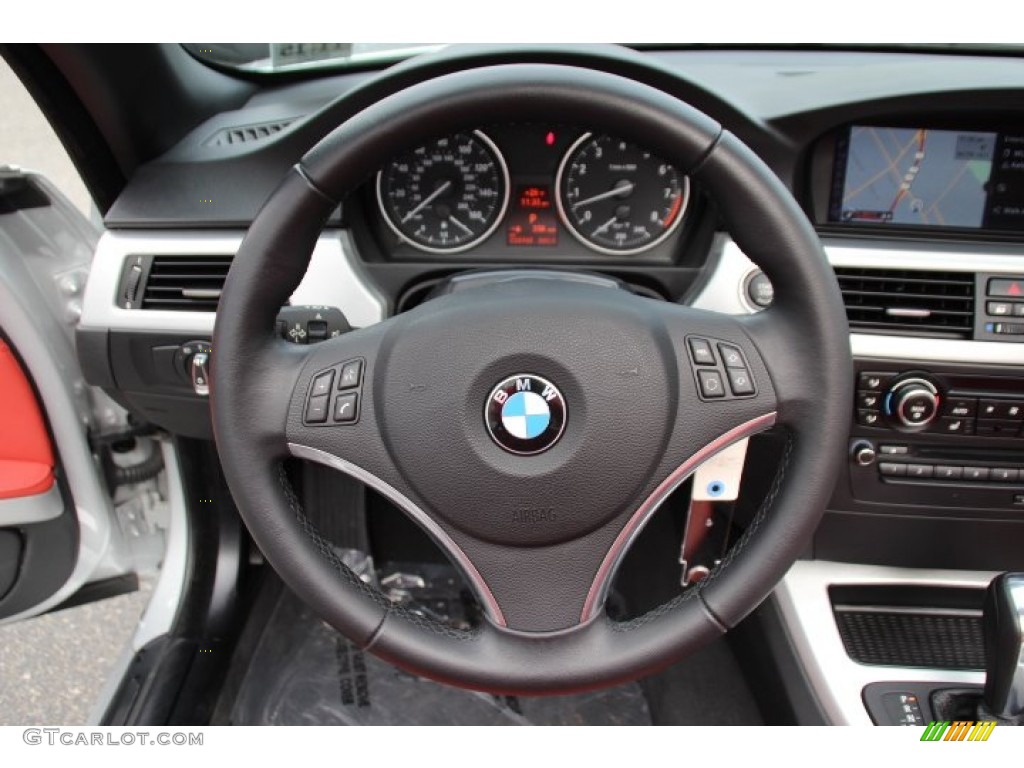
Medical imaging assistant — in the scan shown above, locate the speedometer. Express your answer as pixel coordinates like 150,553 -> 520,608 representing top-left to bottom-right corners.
556,133 -> 688,255
376,130 -> 509,254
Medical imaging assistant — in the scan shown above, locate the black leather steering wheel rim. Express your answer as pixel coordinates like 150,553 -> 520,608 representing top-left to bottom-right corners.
211,63 -> 852,694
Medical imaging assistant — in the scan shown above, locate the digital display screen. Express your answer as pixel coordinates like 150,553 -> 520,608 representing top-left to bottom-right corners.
830,126 -> 1024,232
507,185 -> 559,246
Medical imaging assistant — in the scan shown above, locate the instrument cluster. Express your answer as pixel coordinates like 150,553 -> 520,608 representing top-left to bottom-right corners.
371,124 -> 693,260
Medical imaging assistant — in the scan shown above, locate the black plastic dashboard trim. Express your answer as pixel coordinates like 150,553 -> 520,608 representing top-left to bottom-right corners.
101,44 -> 772,229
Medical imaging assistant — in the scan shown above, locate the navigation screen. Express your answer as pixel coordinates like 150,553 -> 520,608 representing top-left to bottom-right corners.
832,127 -> 997,228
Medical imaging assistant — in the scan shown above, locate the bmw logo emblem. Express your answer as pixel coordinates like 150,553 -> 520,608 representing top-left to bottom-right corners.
485,374 -> 567,455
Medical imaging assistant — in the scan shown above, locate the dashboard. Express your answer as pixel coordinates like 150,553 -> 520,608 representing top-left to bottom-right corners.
69,44 -> 1024,724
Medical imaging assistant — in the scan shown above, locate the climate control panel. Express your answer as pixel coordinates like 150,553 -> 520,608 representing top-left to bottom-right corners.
856,370 -> 1024,439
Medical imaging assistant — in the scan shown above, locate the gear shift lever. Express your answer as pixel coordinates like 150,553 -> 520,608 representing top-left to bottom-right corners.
982,573 -> 1024,722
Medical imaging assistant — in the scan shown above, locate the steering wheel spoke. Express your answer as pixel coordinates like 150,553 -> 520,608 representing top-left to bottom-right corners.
284,321 -> 394,476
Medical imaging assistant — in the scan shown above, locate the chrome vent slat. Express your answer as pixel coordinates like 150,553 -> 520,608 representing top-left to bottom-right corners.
146,275 -> 229,283
834,266 -> 975,338
839,288 -> 972,301
140,255 -> 233,311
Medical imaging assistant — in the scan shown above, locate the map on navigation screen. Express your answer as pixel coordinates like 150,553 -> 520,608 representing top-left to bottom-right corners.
836,127 -> 996,228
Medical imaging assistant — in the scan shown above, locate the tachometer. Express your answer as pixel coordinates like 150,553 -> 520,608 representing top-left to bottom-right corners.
376,130 -> 509,254
556,133 -> 688,255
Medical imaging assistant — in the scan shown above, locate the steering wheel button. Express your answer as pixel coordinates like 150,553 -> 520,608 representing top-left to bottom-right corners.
334,393 -> 358,423
726,367 -> 755,396
338,360 -> 362,390
718,343 -> 745,369
311,370 -> 334,397
688,338 -> 715,365
305,394 -> 329,424
697,370 -> 725,398
307,320 -> 328,341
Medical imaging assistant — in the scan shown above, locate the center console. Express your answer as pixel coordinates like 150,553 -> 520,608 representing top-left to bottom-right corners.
849,361 -> 1024,515
692,227 -> 1024,724
801,353 -> 1024,724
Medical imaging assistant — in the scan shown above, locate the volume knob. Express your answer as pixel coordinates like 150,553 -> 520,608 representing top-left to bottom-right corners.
888,378 -> 939,431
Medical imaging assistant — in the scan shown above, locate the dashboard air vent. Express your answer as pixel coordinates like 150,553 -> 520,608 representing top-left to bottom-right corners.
204,118 -> 296,147
834,267 -> 975,338
140,255 -> 233,311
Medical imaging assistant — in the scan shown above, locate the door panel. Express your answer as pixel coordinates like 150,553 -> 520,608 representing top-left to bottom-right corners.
0,169 -> 133,623
0,338 -> 58,509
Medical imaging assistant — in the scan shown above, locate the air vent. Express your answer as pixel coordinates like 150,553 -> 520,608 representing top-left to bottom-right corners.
834,267 -> 975,338
204,118 -> 296,147
140,255 -> 233,311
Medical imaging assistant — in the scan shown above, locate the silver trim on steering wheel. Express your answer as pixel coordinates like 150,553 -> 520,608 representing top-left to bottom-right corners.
290,410 -> 778,633
581,411 -> 778,623
287,442 -> 508,627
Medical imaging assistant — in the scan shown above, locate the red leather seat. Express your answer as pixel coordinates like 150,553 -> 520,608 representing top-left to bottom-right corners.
0,339 -> 54,499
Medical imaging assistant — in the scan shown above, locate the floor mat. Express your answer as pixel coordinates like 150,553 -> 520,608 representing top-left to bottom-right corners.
229,592 -> 650,726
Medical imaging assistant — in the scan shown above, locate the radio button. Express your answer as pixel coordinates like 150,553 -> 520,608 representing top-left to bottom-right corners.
934,466 -> 963,480
879,462 -> 907,477
880,445 -> 909,455
963,466 -> 991,482
906,464 -> 934,479
991,468 -> 1020,482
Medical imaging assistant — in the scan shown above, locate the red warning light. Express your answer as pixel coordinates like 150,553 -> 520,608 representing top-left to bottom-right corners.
1009,281 -> 1022,296
545,131 -> 556,147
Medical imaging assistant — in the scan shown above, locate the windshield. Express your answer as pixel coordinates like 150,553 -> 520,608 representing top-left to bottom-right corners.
183,43 -> 443,73
184,43 -> 1024,76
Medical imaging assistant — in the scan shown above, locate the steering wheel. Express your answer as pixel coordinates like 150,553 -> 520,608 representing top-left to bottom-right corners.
211,63 -> 851,694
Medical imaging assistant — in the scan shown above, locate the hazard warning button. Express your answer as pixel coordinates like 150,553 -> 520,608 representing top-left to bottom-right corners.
988,277 -> 1024,298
